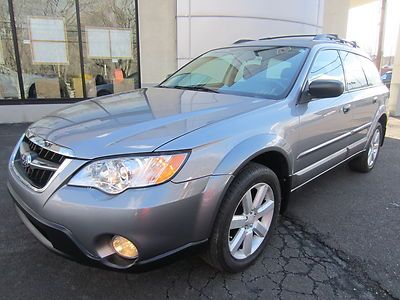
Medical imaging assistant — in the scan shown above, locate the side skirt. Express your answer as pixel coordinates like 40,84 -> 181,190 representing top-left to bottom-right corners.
290,149 -> 365,193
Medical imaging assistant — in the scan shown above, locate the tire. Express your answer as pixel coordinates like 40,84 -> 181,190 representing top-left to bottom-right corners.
202,162 -> 281,272
349,123 -> 383,173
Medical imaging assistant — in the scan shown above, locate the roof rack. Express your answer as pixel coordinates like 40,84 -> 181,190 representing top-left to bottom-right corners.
313,34 -> 359,48
234,34 -> 359,48
258,33 -> 359,48
233,39 -> 255,44
259,34 -> 316,41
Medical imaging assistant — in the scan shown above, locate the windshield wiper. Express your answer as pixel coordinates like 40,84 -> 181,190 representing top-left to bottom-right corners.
187,86 -> 219,93
162,85 -> 219,93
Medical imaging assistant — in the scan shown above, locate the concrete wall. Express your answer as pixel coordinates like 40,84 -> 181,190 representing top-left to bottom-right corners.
389,27 -> 400,116
176,0 -> 324,67
137,0 -> 177,86
323,0 -> 350,37
0,104 -> 69,123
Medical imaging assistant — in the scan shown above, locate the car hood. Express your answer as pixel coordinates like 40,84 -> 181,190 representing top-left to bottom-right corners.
28,87 -> 276,159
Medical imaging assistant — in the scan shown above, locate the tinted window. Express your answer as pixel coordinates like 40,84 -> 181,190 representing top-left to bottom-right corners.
381,72 -> 392,81
339,51 -> 368,90
308,50 -> 344,84
161,47 -> 309,99
360,56 -> 382,86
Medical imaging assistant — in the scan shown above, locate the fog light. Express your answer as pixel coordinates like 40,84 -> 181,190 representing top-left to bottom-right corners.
111,236 -> 138,259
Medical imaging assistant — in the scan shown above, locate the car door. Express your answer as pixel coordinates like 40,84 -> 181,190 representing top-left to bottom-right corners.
293,49 -> 353,188
339,51 -> 381,155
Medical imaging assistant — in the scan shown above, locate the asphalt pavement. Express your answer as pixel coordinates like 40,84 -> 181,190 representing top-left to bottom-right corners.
0,120 -> 399,300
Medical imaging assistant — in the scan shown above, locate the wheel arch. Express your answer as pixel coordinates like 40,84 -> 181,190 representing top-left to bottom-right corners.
248,150 -> 292,213
377,113 -> 388,146
213,135 -> 293,216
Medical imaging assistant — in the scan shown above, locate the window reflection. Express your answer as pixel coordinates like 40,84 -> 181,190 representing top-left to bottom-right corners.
13,0 -> 82,99
162,47 -> 308,99
359,56 -> 382,86
79,0 -> 139,97
308,50 -> 345,84
339,51 -> 368,90
0,0 -> 20,99
1,0 -> 139,102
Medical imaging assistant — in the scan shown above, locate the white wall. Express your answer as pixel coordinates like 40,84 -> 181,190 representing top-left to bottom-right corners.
324,0 -> 350,38
0,104 -> 69,123
389,28 -> 400,116
138,0 -> 177,86
176,0 -> 324,67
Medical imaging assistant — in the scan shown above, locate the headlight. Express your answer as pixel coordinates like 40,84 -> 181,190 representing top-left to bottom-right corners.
69,152 -> 188,194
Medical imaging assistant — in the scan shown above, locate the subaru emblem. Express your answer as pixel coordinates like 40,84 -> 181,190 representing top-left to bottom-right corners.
21,152 -> 32,168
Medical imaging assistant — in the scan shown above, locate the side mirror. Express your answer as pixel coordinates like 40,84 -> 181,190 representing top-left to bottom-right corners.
299,80 -> 344,103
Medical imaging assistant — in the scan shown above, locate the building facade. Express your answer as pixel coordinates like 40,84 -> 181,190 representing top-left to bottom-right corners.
2,0 -> 384,123
139,0 -> 324,86
0,0 -> 141,122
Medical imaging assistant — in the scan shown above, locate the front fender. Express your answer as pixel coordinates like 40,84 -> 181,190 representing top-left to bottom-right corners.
213,134 -> 293,176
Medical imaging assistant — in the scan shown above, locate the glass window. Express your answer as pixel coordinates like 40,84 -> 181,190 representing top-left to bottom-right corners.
79,0 -> 139,97
13,0 -> 82,99
359,56 -> 382,86
0,0 -> 21,100
308,50 -> 345,84
339,51 -> 368,90
381,72 -> 392,81
181,54 -> 234,86
161,47 -> 309,99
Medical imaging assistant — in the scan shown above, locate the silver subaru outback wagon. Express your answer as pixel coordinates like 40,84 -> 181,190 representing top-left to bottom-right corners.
7,34 -> 389,272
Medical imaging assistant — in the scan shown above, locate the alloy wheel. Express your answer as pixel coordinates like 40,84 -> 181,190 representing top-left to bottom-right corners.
367,128 -> 381,168
228,183 -> 275,260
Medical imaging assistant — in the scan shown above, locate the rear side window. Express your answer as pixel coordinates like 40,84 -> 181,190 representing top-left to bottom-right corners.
339,51 -> 368,90
359,56 -> 383,86
308,50 -> 345,85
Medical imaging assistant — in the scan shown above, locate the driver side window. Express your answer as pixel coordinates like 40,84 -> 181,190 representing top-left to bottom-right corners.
308,50 -> 345,86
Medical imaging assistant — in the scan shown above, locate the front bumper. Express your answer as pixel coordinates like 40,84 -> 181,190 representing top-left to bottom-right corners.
13,198 -> 97,262
8,156 -> 232,269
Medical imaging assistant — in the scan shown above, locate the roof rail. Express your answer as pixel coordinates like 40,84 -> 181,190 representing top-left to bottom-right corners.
313,33 -> 359,48
257,33 -> 359,48
233,39 -> 255,44
233,34 -> 359,48
313,33 -> 338,40
259,34 -> 316,41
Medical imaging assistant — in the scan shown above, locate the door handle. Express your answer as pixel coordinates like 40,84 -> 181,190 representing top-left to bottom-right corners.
342,104 -> 351,113
372,96 -> 378,104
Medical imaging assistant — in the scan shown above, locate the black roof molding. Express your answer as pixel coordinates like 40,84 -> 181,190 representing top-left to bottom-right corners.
233,39 -> 255,44
259,34 -> 316,41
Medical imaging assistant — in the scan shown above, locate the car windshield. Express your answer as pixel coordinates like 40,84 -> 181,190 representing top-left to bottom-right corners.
160,46 -> 309,99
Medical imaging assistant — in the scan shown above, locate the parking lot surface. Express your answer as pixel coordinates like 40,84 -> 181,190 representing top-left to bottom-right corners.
1,120 -> 399,299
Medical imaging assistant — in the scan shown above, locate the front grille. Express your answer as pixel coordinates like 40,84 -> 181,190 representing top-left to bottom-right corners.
25,136 -> 65,164
23,167 -> 55,189
14,136 -> 66,189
